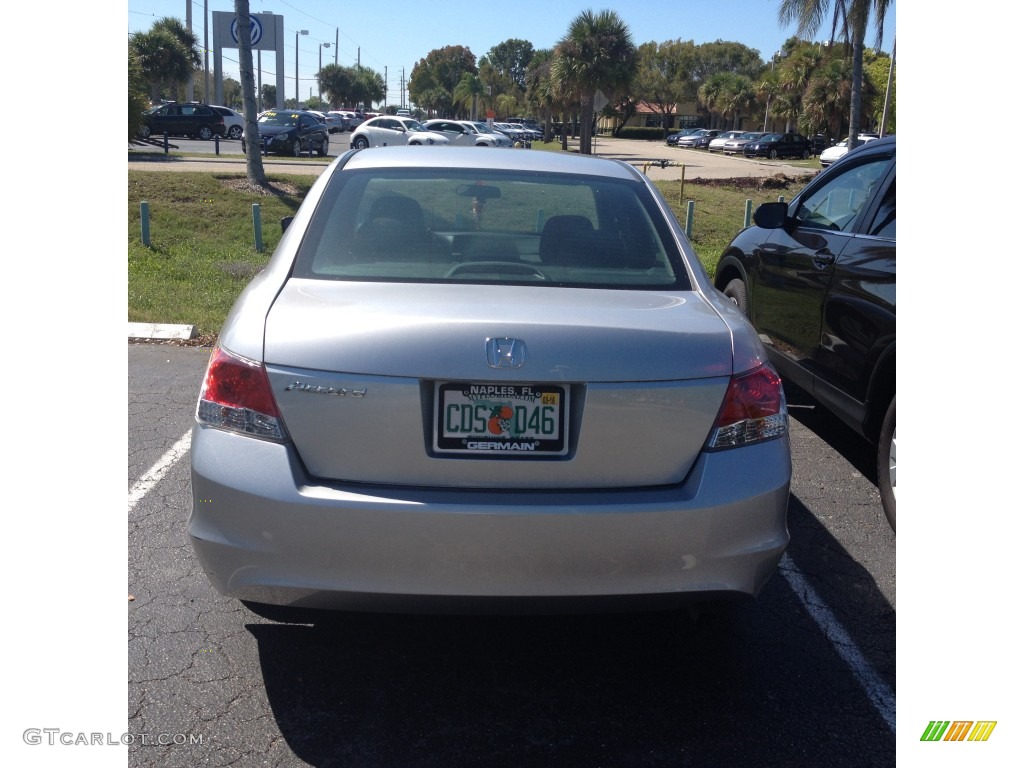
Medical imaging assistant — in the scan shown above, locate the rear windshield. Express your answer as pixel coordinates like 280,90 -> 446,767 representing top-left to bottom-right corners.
291,167 -> 691,290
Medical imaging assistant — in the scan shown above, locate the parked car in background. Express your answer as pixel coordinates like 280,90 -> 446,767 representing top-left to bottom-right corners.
742,132 -> 811,159
310,110 -> 344,133
331,110 -> 362,129
241,109 -> 330,156
210,105 -> 244,139
714,136 -> 896,531
666,128 -> 699,147
422,119 -> 514,147
708,131 -> 747,153
678,128 -> 722,149
808,134 -> 828,155
349,115 -> 450,148
138,102 -> 226,140
720,131 -> 767,154
819,134 -> 880,167
327,111 -> 352,131
188,145 -> 792,614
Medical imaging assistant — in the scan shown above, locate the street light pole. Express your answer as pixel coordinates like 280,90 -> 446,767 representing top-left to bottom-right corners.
295,29 -> 308,105
762,52 -> 778,133
319,43 -> 331,106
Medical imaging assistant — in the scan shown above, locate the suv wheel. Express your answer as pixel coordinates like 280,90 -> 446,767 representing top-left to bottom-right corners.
877,397 -> 896,531
228,125 -> 243,140
723,278 -> 749,317
316,137 -> 329,157
197,126 -> 213,140
138,125 -> 151,139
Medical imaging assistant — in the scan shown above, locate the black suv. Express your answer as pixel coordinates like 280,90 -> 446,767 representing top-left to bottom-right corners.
138,103 -> 226,140
714,136 -> 896,530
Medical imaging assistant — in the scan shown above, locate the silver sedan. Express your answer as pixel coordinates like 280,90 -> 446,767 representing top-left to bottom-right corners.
189,147 -> 791,613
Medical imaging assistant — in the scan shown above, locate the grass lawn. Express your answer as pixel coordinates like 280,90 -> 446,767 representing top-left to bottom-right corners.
127,160 -> 810,336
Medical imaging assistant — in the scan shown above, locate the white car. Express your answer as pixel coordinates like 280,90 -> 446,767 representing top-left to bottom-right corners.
708,131 -> 747,153
350,116 -> 450,149
210,105 -> 244,140
819,134 -> 879,167
422,119 -> 514,147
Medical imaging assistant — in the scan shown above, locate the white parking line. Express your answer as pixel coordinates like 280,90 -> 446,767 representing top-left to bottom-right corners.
127,429 -> 192,514
778,552 -> 896,732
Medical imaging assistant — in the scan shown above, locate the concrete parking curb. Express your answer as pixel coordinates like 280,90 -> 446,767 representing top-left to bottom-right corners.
128,322 -> 196,341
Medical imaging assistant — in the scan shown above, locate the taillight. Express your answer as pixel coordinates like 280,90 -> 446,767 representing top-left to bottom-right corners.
196,347 -> 287,441
707,364 -> 787,449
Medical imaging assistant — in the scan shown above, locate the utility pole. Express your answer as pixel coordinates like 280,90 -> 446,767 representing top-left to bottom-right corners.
879,39 -> 895,138
203,1 -> 210,104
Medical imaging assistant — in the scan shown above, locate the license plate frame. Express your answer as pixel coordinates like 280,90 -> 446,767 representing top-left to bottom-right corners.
434,382 -> 568,456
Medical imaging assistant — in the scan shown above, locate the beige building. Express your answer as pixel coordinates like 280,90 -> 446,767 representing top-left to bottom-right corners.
597,100 -> 784,134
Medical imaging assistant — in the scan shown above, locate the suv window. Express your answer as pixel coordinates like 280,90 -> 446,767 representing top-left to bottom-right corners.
793,155 -> 891,233
868,181 -> 896,238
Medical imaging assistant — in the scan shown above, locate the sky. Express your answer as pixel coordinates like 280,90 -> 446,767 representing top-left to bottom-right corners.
127,0 -> 897,107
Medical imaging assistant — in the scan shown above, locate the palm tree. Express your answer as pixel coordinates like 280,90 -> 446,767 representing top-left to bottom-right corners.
551,10 -> 637,155
777,0 -> 891,147
234,0 -> 267,187
129,26 -> 194,102
453,73 -> 486,120
802,58 -> 853,139
720,75 -> 757,130
697,74 -> 727,127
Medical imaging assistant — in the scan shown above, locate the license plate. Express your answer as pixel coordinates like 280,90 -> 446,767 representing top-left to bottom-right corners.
434,383 -> 568,456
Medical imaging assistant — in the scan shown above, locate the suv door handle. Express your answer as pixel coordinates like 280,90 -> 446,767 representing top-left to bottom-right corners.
813,250 -> 837,269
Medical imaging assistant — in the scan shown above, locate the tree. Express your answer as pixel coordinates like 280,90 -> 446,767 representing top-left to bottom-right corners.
318,64 -> 355,108
261,84 -> 276,110
633,40 -> 700,135
234,0 -> 267,187
525,49 -> 559,141
552,10 -> 637,155
485,39 -> 535,91
128,48 -> 148,140
409,46 -> 478,118
352,66 -> 386,110
453,73 -> 486,120
691,40 -> 764,81
863,47 -> 895,133
777,0 -> 892,147
129,22 -> 195,102
802,57 -> 854,138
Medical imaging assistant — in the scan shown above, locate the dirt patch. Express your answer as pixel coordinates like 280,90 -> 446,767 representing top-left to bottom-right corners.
688,174 -> 804,191
129,333 -> 220,348
219,177 -> 303,197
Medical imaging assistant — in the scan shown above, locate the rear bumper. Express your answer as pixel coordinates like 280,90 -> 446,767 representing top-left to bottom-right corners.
188,425 -> 790,612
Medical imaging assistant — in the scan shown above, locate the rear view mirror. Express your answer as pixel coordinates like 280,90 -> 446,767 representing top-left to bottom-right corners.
753,202 -> 787,229
456,184 -> 501,200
